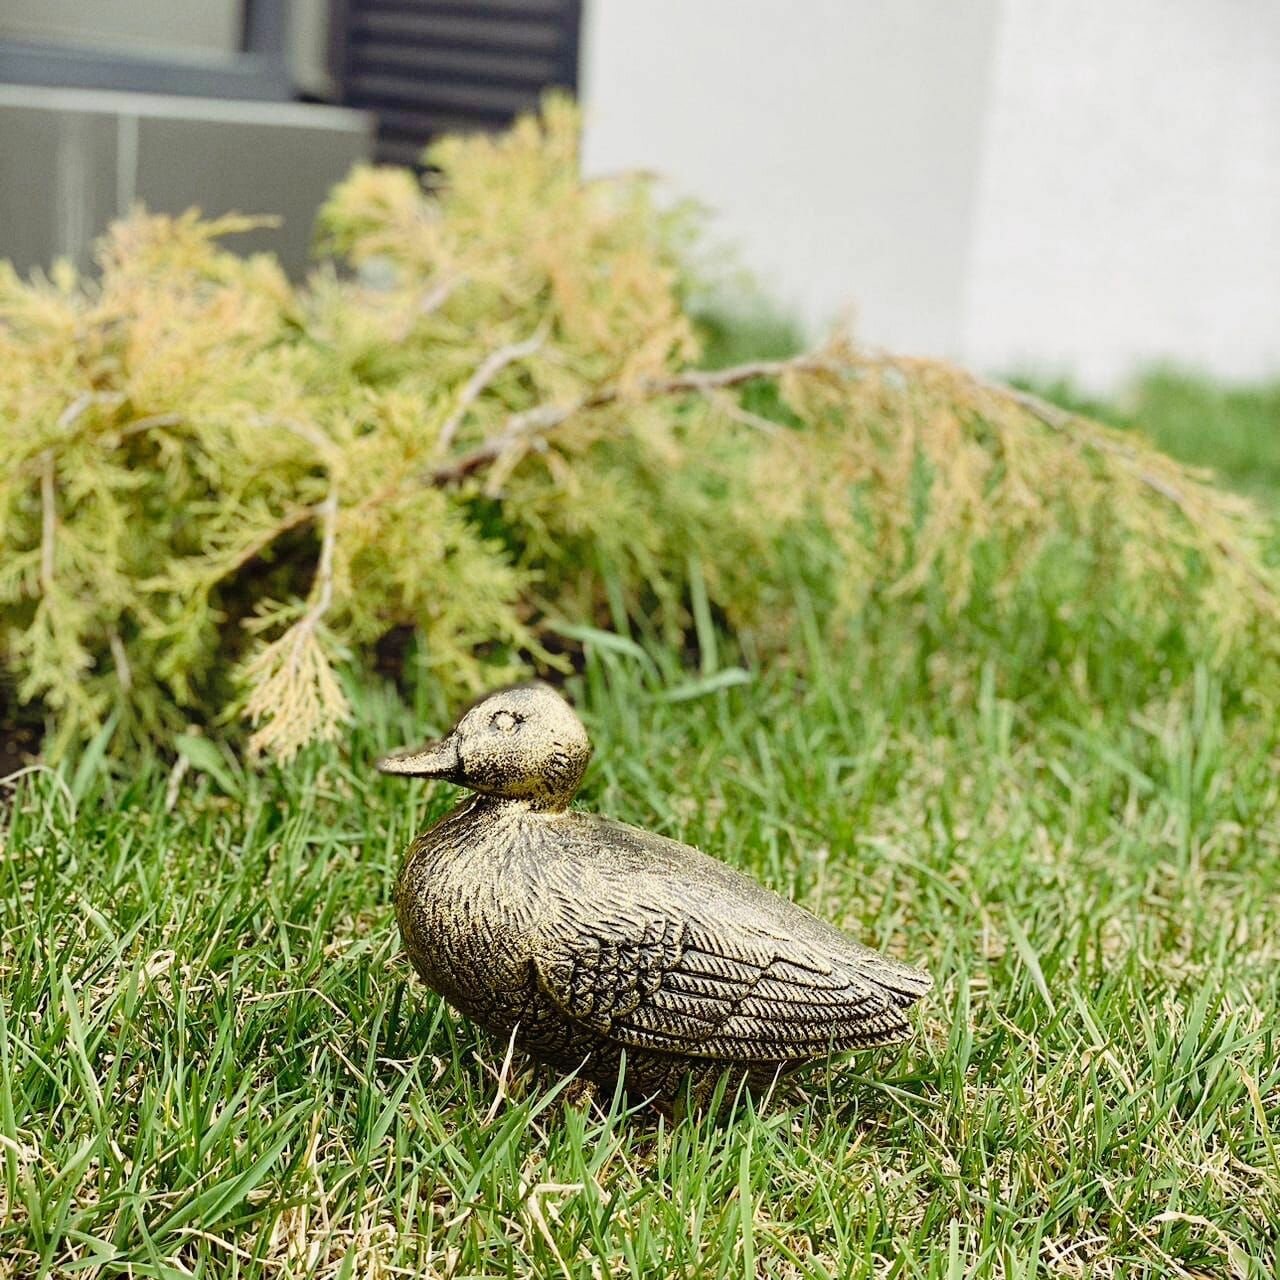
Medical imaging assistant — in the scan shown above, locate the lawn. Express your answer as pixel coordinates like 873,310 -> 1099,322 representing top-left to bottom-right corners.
2,379 -> 1279,1278
3,636 -> 1278,1276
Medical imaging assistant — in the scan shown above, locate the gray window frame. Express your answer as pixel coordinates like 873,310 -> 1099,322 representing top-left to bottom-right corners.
0,0 -> 292,101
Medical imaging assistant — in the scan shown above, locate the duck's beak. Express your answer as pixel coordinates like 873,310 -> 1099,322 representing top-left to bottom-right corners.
376,733 -> 462,780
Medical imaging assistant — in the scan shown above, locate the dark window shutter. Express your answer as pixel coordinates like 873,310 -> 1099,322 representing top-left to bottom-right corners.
329,0 -> 582,165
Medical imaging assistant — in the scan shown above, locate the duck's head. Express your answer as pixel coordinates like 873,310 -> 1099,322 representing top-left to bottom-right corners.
376,683 -> 591,808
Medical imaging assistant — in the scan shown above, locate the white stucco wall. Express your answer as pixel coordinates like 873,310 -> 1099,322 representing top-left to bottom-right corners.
964,0 -> 1280,387
582,0 -> 1280,389
581,0 -> 1001,358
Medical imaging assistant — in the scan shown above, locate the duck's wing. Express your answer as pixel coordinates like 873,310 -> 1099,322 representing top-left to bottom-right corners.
532,817 -> 931,1063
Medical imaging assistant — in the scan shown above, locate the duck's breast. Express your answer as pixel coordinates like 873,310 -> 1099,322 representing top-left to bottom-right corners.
396,800 -> 550,1018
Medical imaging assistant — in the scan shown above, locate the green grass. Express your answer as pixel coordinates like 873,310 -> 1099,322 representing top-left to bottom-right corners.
3,617 -> 1278,1278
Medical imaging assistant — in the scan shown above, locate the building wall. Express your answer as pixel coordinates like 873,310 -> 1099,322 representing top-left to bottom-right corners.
581,0 -> 1001,359
582,0 -> 1280,389
964,0 -> 1280,387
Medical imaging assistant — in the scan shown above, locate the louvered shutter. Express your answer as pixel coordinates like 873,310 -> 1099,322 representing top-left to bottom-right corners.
329,0 -> 582,165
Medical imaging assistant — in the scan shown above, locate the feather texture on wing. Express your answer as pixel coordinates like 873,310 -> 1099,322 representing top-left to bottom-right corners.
533,815 -> 931,1063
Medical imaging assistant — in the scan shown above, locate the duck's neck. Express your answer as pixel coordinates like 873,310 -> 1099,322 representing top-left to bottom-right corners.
465,789 -> 574,816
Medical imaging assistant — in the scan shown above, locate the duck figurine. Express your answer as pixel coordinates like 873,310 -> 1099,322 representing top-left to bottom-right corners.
378,683 -> 931,1106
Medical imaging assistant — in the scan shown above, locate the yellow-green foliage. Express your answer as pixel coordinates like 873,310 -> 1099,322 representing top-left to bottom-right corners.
1,99 -> 1276,761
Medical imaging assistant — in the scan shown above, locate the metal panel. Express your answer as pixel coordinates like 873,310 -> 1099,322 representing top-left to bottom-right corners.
0,86 -> 373,278
134,110 -> 369,275
0,106 -> 120,273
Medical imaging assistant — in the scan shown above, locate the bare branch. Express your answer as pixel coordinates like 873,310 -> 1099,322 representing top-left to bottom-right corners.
394,274 -> 464,340
429,351 -> 836,487
436,323 -> 548,455
299,487 -> 339,641
250,413 -> 337,460
57,391 -> 125,430
163,751 -> 190,813
706,389 -> 783,435
223,505 -> 317,576
108,627 -> 133,693
39,451 -> 55,595
418,274 -> 462,316
117,412 -> 183,440
646,354 -> 839,393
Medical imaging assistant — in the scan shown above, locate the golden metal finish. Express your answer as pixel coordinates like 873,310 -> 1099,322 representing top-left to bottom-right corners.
379,684 -> 931,1104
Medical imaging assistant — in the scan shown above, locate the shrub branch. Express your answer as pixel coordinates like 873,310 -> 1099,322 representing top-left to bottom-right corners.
964,366 -> 1274,593
305,486 -> 339,633
428,343 -> 1272,603
39,451 -> 55,595
428,352 -> 838,486
437,324 -> 548,454
242,486 -> 348,760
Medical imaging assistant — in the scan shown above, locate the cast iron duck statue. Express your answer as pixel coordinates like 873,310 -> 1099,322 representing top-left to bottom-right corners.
378,683 -> 931,1105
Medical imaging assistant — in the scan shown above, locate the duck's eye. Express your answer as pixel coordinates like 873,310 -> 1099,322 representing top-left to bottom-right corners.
490,710 -> 519,732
